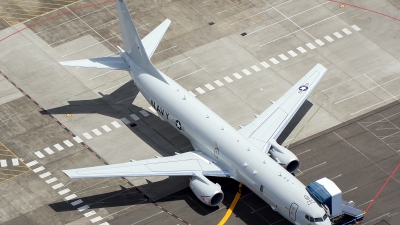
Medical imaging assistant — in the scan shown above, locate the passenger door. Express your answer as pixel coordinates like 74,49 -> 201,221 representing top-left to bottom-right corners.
289,202 -> 299,220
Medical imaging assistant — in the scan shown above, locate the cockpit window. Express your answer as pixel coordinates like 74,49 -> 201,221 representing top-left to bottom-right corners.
305,213 -> 328,222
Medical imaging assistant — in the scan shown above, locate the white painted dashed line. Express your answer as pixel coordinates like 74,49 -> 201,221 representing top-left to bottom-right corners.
342,28 -> 352,35
52,183 -> 64,190
195,87 -> 206,94
242,69 -> 252,75
315,39 -> 325,46
223,76 -> 233,83
129,114 -> 140,121
351,24 -> 361,31
297,46 -> 307,53
232,73 -> 243,79
64,140 -> 74,147
84,210 -> 96,217
78,205 -> 90,212
71,199 -> 83,206
324,35 -> 334,42
33,166 -> 45,173
120,117 -> 131,125
139,110 -> 150,117
214,80 -> 224,87
65,194 -> 77,201
92,129 -> 102,136
269,58 -> 279,64
148,107 -> 157,114
54,144 -> 64,151
82,132 -> 93,140
39,172 -> 51,179
333,32 -> 343,38
58,188 -> 71,195
90,216 -> 103,223
45,177 -> 58,184
73,136 -> 83,143
26,160 -> 38,167
101,125 -> 112,132
204,83 -> 215,90
260,61 -> 270,68
12,158 -> 19,166
111,121 -> 121,128
0,160 -> 7,167
306,43 -> 316,49
278,54 -> 288,61
43,147 -> 54,155
189,91 -> 196,97
287,50 -> 297,57
34,151 -> 45,158
251,65 -> 260,72
99,222 -> 110,225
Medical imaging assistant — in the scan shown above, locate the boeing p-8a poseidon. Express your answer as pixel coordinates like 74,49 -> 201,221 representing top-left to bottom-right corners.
60,1 -> 330,224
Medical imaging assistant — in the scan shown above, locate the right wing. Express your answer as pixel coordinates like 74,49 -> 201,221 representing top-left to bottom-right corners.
63,151 -> 231,179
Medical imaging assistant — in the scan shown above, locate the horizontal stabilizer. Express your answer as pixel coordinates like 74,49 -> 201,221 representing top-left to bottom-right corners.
59,56 -> 130,70
142,19 -> 171,59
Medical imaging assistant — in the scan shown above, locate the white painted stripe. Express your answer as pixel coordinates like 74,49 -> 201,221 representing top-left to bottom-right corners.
39,172 -> 51,178
65,194 -> 77,201
54,144 -> 64,151
260,61 -> 270,68
71,199 -> 83,206
351,24 -> 361,31
0,160 -> 7,167
120,117 -> 131,124
297,46 -> 307,53
43,147 -> 54,155
251,65 -> 260,72
195,87 -> 206,94
84,210 -> 96,217
242,69 -> 252,75
78,205 -> 90,212
148,107 -> 157,114
342,28 -> 352,35
306,43 -> 316,49
82,133 -> 93,140
315,39 -> 325,46
12,158 -> 19,166
63,140 -> 73,147
278,54 -> 288,61
214,80 -> 224,87
92,129 -> 102,136
33,166 -> 45,173
189,91 -> 196,97
223,76 -> 233,83
324,35 -> 334,42
139,110 -> 150,117
90,216 -> 103,223
100,125 -> 111,132
111,121 -> 121,128
269,58 -> 279,64
232,73 -> 242,79
34,151 -> 45,158
99,223 -> 110,225
129,114 -> 140,121
26,160 -> 38,167
288,50 -> 297,57
45,177 -> 58,184
333,32 -> 343,38
73,136 -> 83,143
204,83 -> 215,90
58,188 -> 70,195
52,183 -> 64,189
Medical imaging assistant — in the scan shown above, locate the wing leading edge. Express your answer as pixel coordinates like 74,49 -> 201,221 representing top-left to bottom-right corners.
238,63 -> 327,152
63,151 -> 231,179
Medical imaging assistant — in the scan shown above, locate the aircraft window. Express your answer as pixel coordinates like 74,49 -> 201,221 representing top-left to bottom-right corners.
260,185 -> 264,192
305,215 -> 314,222
323,213 -> 329,220
314,217 -> 323,222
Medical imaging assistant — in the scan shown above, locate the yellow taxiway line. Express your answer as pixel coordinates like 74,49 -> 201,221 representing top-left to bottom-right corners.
218,183 -> 242,225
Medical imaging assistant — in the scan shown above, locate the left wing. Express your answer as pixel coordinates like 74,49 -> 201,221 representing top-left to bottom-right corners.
63,151 -> 231,178
238,63 -> 327,152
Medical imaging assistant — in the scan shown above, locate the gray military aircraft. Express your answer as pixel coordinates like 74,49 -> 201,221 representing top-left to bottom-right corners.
60,0 -> 330,224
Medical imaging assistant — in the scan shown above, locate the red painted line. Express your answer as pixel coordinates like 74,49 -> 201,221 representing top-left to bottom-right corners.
364,163 -> 400,213
0,0 -> 115,43
328,0 -> 400,22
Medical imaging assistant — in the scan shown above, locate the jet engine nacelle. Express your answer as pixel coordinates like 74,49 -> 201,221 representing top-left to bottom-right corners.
189,175 -> 224,207
269,140 -> 300,173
